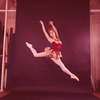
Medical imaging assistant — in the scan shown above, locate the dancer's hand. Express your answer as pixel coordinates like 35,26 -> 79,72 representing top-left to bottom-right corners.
49,21 -> 53,25
39,20 -> 44,25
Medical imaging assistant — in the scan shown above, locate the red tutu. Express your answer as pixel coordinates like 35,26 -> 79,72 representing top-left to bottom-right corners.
44,47 -> 62,60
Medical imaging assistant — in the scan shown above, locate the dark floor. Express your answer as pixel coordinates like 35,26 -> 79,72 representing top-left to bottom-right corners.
0,90 -> 100,100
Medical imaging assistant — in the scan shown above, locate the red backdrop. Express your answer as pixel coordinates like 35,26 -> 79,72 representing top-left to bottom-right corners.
12,0 -> 90,93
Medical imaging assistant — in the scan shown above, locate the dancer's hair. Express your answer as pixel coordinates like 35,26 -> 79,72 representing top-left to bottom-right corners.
48,28 -> 60,41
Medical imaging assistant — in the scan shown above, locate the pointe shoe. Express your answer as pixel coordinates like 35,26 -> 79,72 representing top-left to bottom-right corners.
26,42 -> 32,48
26,42 -> 37,53
71,74 -> 79,82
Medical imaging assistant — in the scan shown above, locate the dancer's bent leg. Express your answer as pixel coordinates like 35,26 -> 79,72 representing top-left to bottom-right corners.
26,42 -> 50,57
51,58 -> 79,81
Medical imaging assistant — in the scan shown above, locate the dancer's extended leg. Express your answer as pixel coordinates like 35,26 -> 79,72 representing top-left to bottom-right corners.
51,58 -> 79,81
26,42 -> 50,57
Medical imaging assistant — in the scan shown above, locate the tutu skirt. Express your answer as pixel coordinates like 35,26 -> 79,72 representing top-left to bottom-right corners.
44,47 -> 62,60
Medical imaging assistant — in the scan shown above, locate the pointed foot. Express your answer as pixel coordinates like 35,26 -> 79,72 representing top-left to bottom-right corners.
26,42 -> 32,48
71,74 -> 79,82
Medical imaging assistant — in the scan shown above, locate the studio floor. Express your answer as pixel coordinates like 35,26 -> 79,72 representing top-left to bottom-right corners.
0,90 -> 100,100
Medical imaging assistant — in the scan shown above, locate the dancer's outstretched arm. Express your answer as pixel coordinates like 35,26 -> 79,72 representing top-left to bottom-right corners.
40,20 -> 53,43
49,21 -> 59,38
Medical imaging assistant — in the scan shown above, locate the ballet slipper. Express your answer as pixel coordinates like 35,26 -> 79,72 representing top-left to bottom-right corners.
71,74 -> 79,82
26,42 -> 32,48
26,42 -> 37,54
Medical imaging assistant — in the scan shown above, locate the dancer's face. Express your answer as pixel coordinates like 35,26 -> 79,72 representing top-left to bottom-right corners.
49,30 -> 56,38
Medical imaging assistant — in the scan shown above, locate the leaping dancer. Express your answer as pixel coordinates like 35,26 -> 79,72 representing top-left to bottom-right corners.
26,20 -> 79,81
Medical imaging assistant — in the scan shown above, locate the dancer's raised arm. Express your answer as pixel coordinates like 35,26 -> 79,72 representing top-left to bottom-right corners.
40,20 -> 53,43
49,21 -> 59,38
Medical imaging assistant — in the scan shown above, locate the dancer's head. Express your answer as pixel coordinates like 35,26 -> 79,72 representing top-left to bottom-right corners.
48,28 -> 56,39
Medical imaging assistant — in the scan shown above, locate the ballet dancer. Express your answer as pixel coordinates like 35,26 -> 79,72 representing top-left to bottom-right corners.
26,20 -> 79,81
